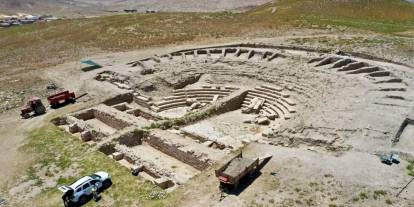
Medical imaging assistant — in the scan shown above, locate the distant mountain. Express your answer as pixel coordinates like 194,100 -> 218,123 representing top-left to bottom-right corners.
0,0 -> 71,15
0,0 -> 270,16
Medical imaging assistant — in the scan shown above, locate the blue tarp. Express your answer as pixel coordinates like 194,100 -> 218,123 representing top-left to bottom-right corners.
81,60 -> 102,68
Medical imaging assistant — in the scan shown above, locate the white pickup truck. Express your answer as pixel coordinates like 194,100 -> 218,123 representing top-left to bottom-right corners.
58,171 -> 112,205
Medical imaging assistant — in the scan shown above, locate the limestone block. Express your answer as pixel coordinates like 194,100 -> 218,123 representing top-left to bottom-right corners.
154,177 -> 174,189
81,131 -> 93,141
242,108 -> 253,114
203,141 -> 214,147
186,98 -> 197,105
112,152 -> 124,161
212,95 -> 219,102
257,117 -> 270,125
68,123 -> 81,134
190,102 -> 201,110
262,128 -> 273,137
266,113 -> 277,120
131,165 -> 143,172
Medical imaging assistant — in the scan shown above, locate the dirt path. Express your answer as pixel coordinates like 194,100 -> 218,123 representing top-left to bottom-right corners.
0,110 -> 45,187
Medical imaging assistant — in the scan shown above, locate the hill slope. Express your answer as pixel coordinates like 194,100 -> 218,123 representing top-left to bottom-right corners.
0,0 -> 413,109
0,0 -> 270,15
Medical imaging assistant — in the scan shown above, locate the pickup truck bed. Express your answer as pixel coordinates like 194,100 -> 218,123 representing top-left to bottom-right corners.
222,157 -> 256,178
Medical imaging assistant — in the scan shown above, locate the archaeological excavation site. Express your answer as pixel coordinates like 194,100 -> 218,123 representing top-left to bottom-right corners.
50,43 -> 414,195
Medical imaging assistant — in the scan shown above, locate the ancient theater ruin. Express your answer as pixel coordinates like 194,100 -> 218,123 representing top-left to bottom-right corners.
52,44 -> 414,190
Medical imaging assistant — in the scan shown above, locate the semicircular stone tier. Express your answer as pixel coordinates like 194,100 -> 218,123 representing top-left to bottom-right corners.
150,85 -> 239,112
241,85 -> 296,120
127,46 -> 287,70
310,55 -> 411,103
311,55 -> 406,89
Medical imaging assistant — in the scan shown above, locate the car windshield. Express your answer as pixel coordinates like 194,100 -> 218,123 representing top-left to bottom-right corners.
89,174 -> 101,180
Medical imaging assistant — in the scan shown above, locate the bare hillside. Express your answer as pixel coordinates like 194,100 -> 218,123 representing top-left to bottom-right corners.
0,0 -> 271,16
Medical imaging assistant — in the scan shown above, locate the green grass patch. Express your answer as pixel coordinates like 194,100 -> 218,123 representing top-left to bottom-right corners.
20,124 -> 169,207
373,190 -> 387,200
358,192 -> 369,200
407,161 -> 414,176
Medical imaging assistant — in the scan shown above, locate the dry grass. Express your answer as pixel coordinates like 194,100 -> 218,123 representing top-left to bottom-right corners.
250,0 -> 414,32
1,0 -> 413,73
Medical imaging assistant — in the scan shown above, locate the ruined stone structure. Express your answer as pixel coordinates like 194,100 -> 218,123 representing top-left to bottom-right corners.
53,43 -> 414,190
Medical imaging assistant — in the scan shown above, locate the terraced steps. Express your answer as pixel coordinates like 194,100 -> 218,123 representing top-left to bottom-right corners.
241,85 -> 296,120
346,66 -> 380,74
152,86 -> 239,112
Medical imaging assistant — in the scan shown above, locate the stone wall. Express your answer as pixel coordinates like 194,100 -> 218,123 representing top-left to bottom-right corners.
117,131 -> 143,147
147,133 -> 209,171
93,109 -> 131,130
103,92 -> 133,106
73,109 -> 95,121
160,88 -> 247,127
116,145 -> 171,178
127,107 -> 161,121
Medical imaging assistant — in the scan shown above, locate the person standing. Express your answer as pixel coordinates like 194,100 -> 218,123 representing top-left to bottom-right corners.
91,184 -> 100,201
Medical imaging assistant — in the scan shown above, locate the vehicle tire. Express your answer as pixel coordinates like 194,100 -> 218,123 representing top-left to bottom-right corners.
102,179 -> 112,189
78,195 -> 88,205
34,105 -> 46,115
22,113 -> 30,119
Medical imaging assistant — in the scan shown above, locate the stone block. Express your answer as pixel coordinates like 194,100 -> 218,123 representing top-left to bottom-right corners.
112,152 -> 124,161
190,102 -> 200,110
262,128 -> 273,137
203,140 -> 214,147
257,117 -> 270,125
68,123 -> 80,134
154,177 -> 174,189
81,131 -> 93,141
212,95 -> 219,102
131,165 -> 143,172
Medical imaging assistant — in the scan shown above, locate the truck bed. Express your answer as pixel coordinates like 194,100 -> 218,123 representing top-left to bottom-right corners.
222,157 -> 256,178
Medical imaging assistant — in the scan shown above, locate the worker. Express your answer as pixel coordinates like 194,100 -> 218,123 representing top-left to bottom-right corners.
131,168 -> 139,176
91,183 -> 101,202
62,189 -> 74,207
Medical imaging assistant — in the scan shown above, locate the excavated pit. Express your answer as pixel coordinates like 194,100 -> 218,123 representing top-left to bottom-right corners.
73,108 -> 131,131
98,143 -> 116,155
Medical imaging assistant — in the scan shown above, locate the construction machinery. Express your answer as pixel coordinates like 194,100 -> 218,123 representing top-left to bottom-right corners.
20,97 -> 46,119
48,90 -> 76,108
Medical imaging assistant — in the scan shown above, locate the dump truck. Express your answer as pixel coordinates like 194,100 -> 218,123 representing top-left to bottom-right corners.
20,97 -> 46,119
48,90 -> 76,108
215,152 -> 260,189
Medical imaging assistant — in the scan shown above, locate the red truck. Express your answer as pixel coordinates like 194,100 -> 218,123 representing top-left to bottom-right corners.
48,90 -> 76,108
20,97 -> 46,119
